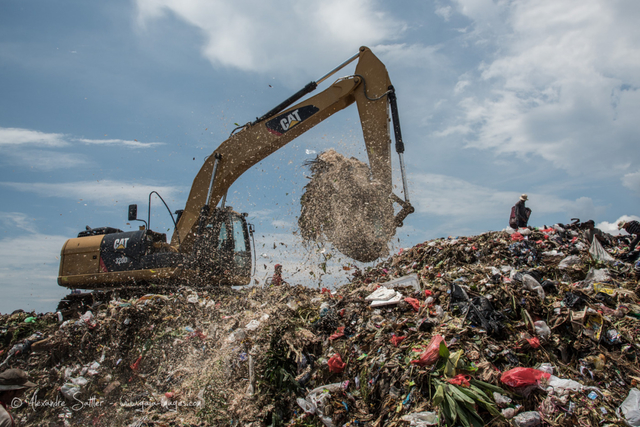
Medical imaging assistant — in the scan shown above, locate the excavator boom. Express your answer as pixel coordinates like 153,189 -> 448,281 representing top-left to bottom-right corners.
174,46 -> 412,253
57,46 -> 413,294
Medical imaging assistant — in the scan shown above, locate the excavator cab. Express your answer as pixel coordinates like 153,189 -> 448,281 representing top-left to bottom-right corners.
191,206 -> 253,286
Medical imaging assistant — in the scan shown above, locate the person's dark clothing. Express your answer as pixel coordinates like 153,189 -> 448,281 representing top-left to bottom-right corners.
515,200 -> 528,227
624,220 -> 640,251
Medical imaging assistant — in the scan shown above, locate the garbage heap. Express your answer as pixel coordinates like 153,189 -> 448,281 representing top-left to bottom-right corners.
1,226 -> 640,427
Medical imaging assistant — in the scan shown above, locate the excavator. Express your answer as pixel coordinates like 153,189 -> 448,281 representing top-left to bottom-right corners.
57,46 -> 414,306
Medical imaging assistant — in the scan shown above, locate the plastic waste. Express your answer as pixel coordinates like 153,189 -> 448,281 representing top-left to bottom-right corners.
558,255 -> 582,269
512,411 -> 541,427
365,287 -> 396,301
245,319 -> 261,331
328,353 -> 345,373
519,228 -> 532,236
319,302 -> 330,317
589,238 -> 615,263
537,363 -> 554,375
546,375 -> 600,396
78,311 -> 97,328
400,411 -> 439,426
534,321 -> 551,340
616,388 -> 640,426
500,368 -> 550,389
411,335 -> 445,367
383,273 -> 421,291
296,383 -> 347,427
502,407 -> 516,419
370,291 -> 403,307
60,383 -> 81,400
522,274 -> 545,300
404,297 -> 421,311
493,392 -> 512,408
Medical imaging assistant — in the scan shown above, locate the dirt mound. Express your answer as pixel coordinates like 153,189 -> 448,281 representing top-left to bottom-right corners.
298,149 -> 395,262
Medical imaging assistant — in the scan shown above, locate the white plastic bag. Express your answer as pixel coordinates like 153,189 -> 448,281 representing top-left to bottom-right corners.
522,274 -> 545,300
589,238 -> 615,263
401,411 -> 439,426
617,388 -> 640,426
365,287 -> 396,301
558,255 -> 582,270
534,321 -> 551,340
513,411 -> 541,427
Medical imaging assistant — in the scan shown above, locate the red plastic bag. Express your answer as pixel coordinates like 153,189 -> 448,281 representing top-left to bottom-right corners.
130,355 -> 143,371
500,368 -> 550,388
526,337 -> 541,348
424,290 -> 433,297
411,335 -> 445,367
511,232 -> 524,242
329,326 -> 345,341
328,353 -> 345,373
447,374 -> 471,387
390,335 -> 406,347
404,298 -> 421,311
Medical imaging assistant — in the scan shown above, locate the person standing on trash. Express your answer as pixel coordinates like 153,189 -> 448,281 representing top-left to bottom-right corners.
515,194 -> 531,228
618,220 -> 640,257
0,369 -> 37,427
271,264 -> 286,286
582,220 -> 612,246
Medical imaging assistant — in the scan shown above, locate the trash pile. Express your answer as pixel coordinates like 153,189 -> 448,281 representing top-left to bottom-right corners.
298,149 -> 395,263
2,225 -> 640,427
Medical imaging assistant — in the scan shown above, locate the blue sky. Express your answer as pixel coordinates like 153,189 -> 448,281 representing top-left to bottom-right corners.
1,0 -> 639,313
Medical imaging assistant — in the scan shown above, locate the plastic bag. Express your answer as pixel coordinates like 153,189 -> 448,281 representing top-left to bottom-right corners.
512,411 -> 541,427
534,321 -> 551,340
522,274 -> 545,300
401,411 -> 439,426
511,232 -> 524,242
411,335 -> 445,367
404,297 -> 421,311
447,374 -> 471,387
328,353 -> 345,373
390,335 -> 406,347
617,388 -> 640,426
558,255 -> 582,269
365,286 -> 396,301
500,368 -> 550,388
60,383 -> 81,400
589,238 -> 615,263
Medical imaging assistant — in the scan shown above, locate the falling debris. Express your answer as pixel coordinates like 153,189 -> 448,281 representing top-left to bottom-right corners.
298,149 -> 395,262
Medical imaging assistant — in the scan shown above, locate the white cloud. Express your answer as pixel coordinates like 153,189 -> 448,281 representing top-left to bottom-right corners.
0,127 -> 164,149
3,150 -> 92,171
1,180 -> 185,206
0,212 -> 38,233
411,172 -> 606,220
440,0 -> 640,178
0,127 -> 68,147
75,138 -> 164,148
453,79 -> 470,95
622,169 -> 640,195
597,215 -> 640,235
435,5 -> 453,21
136,0 -> 403,78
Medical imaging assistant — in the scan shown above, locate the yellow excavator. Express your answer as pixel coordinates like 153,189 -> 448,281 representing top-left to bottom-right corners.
57,46 -> 414,303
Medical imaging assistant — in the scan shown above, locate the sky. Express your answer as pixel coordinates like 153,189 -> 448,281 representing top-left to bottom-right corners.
1,0 -> 639,314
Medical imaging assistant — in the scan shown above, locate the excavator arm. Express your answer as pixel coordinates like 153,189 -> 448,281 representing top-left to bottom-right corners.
172,46 -> 414,252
